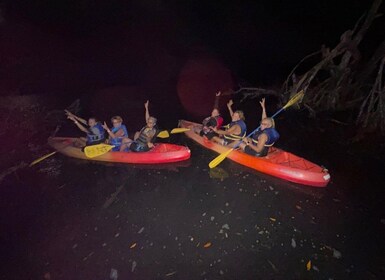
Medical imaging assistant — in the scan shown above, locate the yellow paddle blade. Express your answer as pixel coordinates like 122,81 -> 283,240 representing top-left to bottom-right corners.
84,144 -> 115,158
157,130 -> 170,138
283,90 -> 304,110
209,148 -> 234,169
29,151 -> 57,167
170,128 -> 190,134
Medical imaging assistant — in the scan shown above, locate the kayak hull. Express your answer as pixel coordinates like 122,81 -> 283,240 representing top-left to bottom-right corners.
180,120 -> 330,187
48,137 -> 191,164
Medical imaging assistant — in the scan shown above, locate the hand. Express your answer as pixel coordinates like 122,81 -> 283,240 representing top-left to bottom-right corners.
65,110 -> 75,118
227,100 -> 233,107
148,142 -> 154,148
144,100 -> 149,108
67,115 -> 75,121
259,98 -> 266,109
102,121 -> 109,130
216,91 -> 221,97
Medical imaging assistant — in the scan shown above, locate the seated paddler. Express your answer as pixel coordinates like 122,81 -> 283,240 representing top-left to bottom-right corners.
65,110 -> 105,147
120,100 -> 158,152
239,98 -> 279,157
211,99 -> 247,148
102,116 -> 128,151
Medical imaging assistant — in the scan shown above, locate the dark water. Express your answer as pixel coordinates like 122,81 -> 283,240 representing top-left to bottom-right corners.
1,110 -> 384,280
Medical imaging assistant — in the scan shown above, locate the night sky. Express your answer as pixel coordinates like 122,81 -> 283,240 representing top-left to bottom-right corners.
1,0 -> 382,100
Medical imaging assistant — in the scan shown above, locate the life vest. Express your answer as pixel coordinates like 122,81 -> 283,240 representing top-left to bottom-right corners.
252,127 -> 280,146
109,124 -> 128,147
136,126 -> 158,146
203,115 -> 224,129
224,120 -> 247,141
86,122 -> 105,144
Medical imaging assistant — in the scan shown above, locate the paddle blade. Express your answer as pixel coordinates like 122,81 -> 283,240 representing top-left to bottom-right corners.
157,130 -> 170,138
283,90 -> 304,110
84,144 -> 115,158
209,148 -> 234,169
170,128 -> 190,134
29,151 -> 57,167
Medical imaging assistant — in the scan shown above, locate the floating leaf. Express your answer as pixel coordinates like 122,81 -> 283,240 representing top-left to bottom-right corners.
130,243 -> 137,249
291,238 -> 296,248
269,217 -> 276,222
306,260 -> 311,271
203,242 -> 212,248
295,205 -> 302,210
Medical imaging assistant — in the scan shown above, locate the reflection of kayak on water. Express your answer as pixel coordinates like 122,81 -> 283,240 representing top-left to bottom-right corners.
48,137 -> 191,164
179,120 -> 330,187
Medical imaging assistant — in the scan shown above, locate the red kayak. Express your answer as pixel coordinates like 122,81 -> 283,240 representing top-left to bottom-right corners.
180,120 -> 330,187
48,137 -> 191,164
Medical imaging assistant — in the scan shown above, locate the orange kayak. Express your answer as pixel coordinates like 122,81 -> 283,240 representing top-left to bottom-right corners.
48,137 -> 191,164
180,120 -> 330,187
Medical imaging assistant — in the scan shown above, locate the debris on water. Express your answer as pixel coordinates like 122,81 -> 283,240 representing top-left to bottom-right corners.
306,260 -> 311,271
267,259 -> 279,272
269,217 -> 276,222
72,243 -> 78,249
333,248 -> 342,259
114,233 -> 120,238
225,202 -> 229,207
312,265 -> 319,272
130,243 -> 137,249
210,216 -> 215,221
202,212 -> 206,216
131,261 -> 137,272
165,271 -> 177,277
219,270 -> 224,275
204,242 -> 212,248
291,238 -> 296,248
138,227 -> 145,234
269,186 -> 274,191
110,268 -> 118,280
296,205 -> 302,210
222,224 -> 230,230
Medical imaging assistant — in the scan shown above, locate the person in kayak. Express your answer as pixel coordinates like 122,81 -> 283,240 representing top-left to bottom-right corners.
194,91 -> 224,140
239,98 -> 280,157
65,110 -> 105,146
102,116 -> 129,151
211,99 -> 247,147
120,100 -> 158,152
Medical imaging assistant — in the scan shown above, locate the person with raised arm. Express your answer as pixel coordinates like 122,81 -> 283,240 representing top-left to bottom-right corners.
211,99 -> 247,147
239,98 -> 279,157
120,100 -> 158,152
65,110 -> 105,147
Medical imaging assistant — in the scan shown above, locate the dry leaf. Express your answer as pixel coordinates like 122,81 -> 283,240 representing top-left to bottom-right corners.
306,260 -> 311,271
130,243 -> 137,249
269,217 -> 276,222
203,242 -> 212,248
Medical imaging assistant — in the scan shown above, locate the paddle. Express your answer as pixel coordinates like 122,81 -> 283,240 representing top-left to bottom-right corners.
209,90 -> 304,169
84,144 -> 115,158
157,128 -> 190,138
29,151 -> 58,167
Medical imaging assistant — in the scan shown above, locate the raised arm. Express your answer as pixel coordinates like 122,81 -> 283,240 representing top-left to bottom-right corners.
227,99 -> 234,117
259,98 -> 267,120
67,114 -> 89,133
213,91 -> 221,109
144,100 -> 150,122
65,110 -> 87,125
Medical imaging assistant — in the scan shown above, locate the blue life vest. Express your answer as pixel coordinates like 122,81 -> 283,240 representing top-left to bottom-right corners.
86,122 -> 105,144
224,120 -> 247,141
109,124 -> 128,150
252,127 -> 280,146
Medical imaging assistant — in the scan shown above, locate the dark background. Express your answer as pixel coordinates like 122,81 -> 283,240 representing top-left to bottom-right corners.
1,0 -> 382,98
